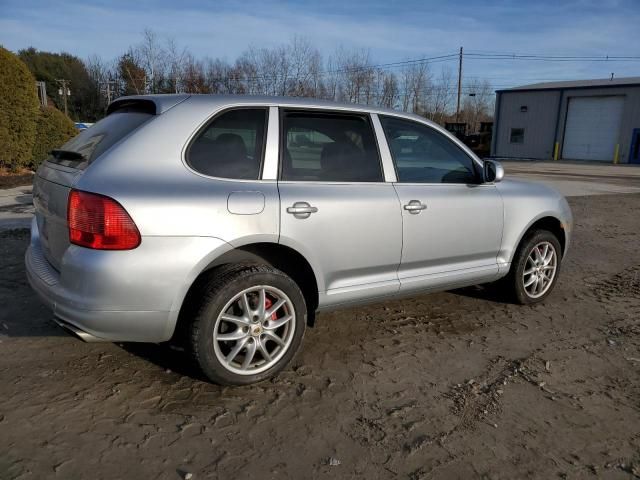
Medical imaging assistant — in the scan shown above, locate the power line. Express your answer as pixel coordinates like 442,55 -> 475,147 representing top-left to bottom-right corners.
467,49 -> 640,58
464,52 -> 640,62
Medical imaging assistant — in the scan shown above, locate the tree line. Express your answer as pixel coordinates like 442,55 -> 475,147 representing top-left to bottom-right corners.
18,30 -> 495,129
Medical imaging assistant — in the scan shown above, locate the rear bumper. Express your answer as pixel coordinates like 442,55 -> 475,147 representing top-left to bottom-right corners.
26,241 -> 174,342
25,218 -> 230,342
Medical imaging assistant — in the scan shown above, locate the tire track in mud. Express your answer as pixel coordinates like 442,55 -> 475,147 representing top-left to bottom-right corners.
588,265 -> 640,347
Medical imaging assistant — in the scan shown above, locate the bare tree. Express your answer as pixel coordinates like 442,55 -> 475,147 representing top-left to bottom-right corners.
203,58 -> 231,93
332,48 -> 375,104
286,36 -> 322,97
324,54 -> 339,101
427,66 -> 455,124
399,60 -> 431,114
462,78 -> 493,131
377,70 -> 398,108
86,54 -> 118,111
238,45 -> 289,95
182,54 -> 209,93
165,37 -> 187,93
138,29 -> 166,93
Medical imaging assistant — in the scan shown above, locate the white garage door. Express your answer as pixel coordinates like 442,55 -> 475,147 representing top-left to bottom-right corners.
562,96 -> 624,161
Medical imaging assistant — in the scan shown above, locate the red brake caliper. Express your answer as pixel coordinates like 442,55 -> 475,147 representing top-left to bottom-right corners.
264,297 -> 277,320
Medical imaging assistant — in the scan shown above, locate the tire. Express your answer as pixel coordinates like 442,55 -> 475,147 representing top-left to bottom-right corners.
189,264 -> 307,385
504,230 -> 562,305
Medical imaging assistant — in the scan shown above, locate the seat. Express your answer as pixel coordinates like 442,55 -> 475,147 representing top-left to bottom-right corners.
320,141 -> 381,182
281,147 -> 294,179
320,142 -> 360,181
213,133 -> 248,165
189,133 -> 258,179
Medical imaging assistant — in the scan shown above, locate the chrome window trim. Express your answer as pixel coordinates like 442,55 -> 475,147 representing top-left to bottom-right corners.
276,181 -> 397,186
392,182 -> 495,187
278,107 -> 386,184
180,101 -> 485,185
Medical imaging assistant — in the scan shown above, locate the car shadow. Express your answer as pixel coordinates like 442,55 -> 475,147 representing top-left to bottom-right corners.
448,283 -> 514,305
0,315 -> 70,338
118,342 -> 210,382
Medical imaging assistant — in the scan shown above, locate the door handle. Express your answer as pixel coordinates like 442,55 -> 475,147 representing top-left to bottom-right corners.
287,202 -> 318,218
403,200 -> 427,214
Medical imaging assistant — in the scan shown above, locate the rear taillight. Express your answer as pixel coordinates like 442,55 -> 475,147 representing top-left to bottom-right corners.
67,189 -> 141,250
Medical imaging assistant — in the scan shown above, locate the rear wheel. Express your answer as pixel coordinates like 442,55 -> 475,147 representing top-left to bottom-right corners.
505,230 -> 562,304
189,264 -> 307,385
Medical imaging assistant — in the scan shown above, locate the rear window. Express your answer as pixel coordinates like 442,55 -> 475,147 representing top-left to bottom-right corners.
46,112 -> 153,169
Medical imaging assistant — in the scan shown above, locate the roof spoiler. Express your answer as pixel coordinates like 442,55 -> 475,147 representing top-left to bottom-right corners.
106,98 -> 157,115
106,95 -> 190,116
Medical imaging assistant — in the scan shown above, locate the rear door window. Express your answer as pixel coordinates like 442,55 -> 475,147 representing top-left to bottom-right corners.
47,112 -> 153,169
280,110 -> 383,182
187,108 -> 267,180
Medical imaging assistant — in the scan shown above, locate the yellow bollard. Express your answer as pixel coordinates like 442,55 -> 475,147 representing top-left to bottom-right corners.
553,142 -> 559,161
613,144 -> 620,164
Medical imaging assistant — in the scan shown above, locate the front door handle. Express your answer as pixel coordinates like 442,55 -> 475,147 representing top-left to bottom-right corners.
287,201 -> 318,219
404,200 -> 427,214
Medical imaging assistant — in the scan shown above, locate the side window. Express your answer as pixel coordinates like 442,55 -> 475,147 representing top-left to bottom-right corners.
281,111 -> 383,182
380,116 -> 478,184
187,108 -> 267,180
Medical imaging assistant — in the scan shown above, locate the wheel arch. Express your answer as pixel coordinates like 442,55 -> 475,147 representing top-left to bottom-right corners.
172,242 -> 321,343
513,215 -> 567,261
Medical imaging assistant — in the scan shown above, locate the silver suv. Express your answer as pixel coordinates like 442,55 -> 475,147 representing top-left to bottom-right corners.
26,95 -> 572,385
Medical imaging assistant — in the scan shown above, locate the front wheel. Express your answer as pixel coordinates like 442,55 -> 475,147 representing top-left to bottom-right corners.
189,264 -> 307,385
506,230 -> 562,304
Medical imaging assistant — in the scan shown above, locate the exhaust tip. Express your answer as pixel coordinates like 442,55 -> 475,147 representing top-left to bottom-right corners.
54,319 -> 107,343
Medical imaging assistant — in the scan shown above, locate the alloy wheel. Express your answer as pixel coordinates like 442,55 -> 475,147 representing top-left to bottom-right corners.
212,285 -> 296,375
522,241 -> 558,299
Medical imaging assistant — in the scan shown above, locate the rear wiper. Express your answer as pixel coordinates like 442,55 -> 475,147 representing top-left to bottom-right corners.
50,149 -> 86,161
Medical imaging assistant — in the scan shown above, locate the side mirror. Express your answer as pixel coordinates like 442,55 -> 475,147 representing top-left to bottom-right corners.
483,160 -> 504,183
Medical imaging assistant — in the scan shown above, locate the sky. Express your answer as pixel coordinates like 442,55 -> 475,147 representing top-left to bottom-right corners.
1,0 -> 639,89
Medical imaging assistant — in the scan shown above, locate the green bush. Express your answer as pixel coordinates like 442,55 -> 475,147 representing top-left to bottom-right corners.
31,106 -> 77,169
0,46 -> 40,171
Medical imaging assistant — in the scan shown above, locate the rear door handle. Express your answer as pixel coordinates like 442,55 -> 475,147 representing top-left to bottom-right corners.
287,201 -> 318,218
403,200 -> 427,214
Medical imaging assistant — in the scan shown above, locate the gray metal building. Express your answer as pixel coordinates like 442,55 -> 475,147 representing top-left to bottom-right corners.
491,77 -> 640,163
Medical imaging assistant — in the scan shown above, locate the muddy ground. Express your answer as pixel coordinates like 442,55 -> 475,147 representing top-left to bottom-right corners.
1,194 -> 639,479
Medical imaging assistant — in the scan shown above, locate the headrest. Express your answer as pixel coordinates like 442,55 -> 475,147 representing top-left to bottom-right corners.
214,133 -> 247,159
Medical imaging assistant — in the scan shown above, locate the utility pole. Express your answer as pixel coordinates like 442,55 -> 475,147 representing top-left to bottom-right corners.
35,81 -> 47,107
105,79 -> 112,105
456,46 -> 463,122
56,79 -> 70,116
100,78 -> 118,107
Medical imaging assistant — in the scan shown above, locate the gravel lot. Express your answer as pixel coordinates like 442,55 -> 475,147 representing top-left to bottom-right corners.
1,192 -> 639,479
